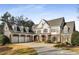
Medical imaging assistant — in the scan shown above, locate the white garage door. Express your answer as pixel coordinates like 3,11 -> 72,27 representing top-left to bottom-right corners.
19,36 -> 25,43
25,36 -> 30,42
11,36 -> 19,43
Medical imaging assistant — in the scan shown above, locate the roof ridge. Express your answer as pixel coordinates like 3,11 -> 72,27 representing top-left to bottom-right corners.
47,17 -> 64,22
66,21 -> 75,23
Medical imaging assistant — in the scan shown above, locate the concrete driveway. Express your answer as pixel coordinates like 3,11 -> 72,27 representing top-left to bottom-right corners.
16,42 -> 78,55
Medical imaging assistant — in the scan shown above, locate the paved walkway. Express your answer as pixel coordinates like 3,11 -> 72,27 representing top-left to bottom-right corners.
16,42 -> 78,55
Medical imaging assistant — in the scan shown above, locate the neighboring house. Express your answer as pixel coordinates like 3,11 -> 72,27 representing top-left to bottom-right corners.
3,17 -> 75,44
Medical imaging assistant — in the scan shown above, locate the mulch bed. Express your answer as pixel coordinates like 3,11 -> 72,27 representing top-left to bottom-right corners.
0,46 -> 12,52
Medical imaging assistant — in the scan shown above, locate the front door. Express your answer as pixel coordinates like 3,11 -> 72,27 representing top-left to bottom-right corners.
51,36 -> 57,43
41,35 -> 46,42
34,35 -> 39,42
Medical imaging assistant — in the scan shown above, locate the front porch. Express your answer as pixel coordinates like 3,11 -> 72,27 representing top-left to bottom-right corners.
33,34 -> 60,43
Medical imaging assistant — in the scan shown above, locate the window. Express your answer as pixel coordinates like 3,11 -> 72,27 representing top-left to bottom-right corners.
51,29 -> 55,32
51,29 -> 58,32
43,29 -> 48,33
6,27 -> 7,30
37,30 -> 41,34
14,26 -> 17,31
13,25 -> 17,32
64,26 -> 69,34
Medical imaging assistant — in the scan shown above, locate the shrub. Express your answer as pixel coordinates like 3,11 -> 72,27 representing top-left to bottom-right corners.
54,43 -> 67,48
2,35 -> 11,45
65,42 -> 71,45
46,40 -> 52,43
0,34 -> 4,43
71,31 -> 79,46
0,46 -> 12,52
57,42 -> 61,44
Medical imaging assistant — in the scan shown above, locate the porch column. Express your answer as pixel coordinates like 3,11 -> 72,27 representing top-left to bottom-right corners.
30,34 -> 32,42
57,35 -> 60,43
37,35 -> 40,42
32,35 -> 34,42
46,34 -> 48,42
51,35 -> 53,42
10,34 -> 13,43
60,34 -> 61,43
61,34 -> 63,43
39,35 -> 42,42
18,34 -> 21,43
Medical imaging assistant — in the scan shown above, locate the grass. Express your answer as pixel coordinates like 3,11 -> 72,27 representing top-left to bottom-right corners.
0,44 -> 37,55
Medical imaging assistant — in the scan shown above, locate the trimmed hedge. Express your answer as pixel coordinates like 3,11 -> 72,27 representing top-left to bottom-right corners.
71,31 -> 79,46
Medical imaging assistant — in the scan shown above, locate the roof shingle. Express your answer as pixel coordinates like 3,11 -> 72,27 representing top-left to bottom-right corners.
66,21 -> 75,33
47,17 -> 64,26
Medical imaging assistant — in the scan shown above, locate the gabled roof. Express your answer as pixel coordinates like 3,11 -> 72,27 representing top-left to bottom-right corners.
6,22 -> 13,30
47,17 -> 64,26
5,22 -> 29,32
33,17 -> 65,28
66,21 -> 75,33
33,24 -> 38,27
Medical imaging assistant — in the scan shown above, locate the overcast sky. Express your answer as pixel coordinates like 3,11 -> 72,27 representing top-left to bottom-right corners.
0,4 -> 79,31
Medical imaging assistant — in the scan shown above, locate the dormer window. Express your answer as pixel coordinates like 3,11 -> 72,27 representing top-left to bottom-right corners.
19,26 -> 24,32
25,27 -> 29,33
12,24 -> 17,32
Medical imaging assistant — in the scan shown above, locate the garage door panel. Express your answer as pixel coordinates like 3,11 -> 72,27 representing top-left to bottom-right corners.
25,36 -> 30,42
19,36 -> 25,43
11,36 -> 19,43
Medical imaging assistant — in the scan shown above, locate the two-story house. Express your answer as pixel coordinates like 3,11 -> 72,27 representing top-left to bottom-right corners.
3,17 -> 75,44
32,17 -> 75,44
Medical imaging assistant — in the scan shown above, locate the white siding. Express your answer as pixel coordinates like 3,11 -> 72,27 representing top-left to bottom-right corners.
4,23 -> 11,38
36,20 -> 50,34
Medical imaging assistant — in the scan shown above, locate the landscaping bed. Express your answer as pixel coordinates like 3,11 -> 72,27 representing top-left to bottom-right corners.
54,43 -> 79,54
0,44 -> 37,55
64,46 -> 79,53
